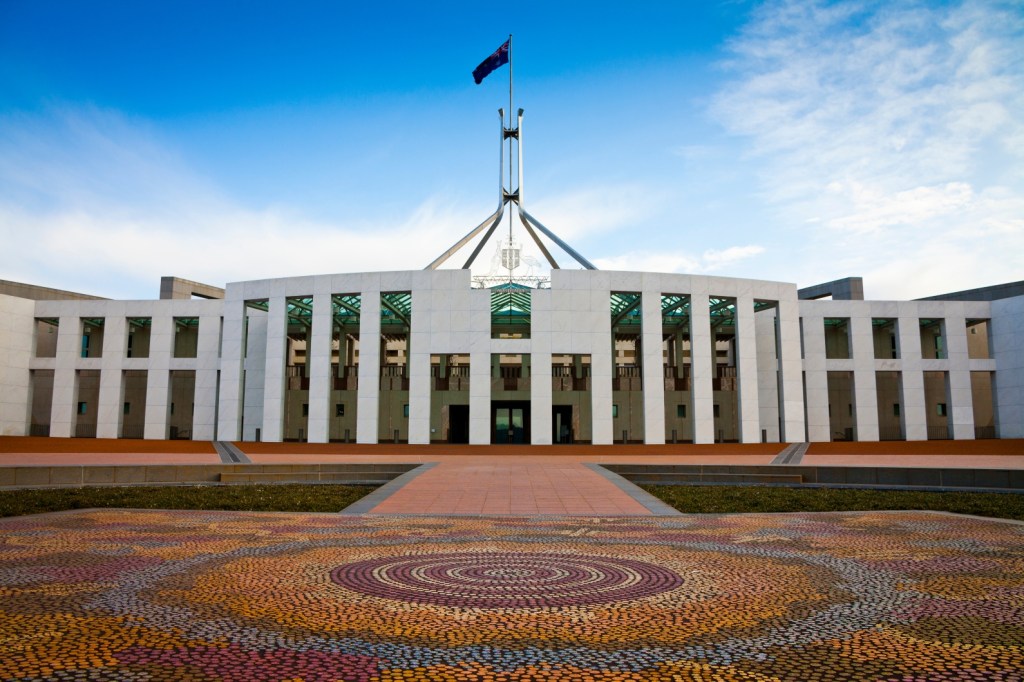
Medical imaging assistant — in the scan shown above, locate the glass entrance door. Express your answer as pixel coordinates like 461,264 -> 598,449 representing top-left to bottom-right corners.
492,402 -> 529,443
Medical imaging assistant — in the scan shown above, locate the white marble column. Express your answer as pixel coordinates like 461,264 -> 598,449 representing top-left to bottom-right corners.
307,293 -> 333,443
735,294 -> 761,443
408,290 -> 430,444
690,292 -> 714,444
801,312 -> 830,442
944,313 -> 974,439
531,349 -> 553,445
356,292 -> 381,444
777,297 -> 806,442
49,315 -> 80,437
897,314 -> 927,440
849,313 -> 880,441
96,315 -> 126,439
991,296 -> 1024,438
755,309 -> 781,442
241,311 -> 267,441
261,297 -> 288,442
641,289 -> 666,444
0,296 -> 35,436
589,287 -> 615,446
192,313 -> 221,441
529,289 -> 552,445
216,298 -> 247,441
144,315 -> 173,440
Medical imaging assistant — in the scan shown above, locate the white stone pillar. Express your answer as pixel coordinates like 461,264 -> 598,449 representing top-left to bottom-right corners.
897,314 -> 927,441
849,312 -> 880,441
261,297 -> 288,442
49,315 -> 80,437
531,349 -> 553,444
192,313 -> 221,441
590,287 -> 615,446
467,288 -> 492,444
216,298 -> 247,441
242,311 -> 267,441
690,292 -> 714,444
735,294 -> 761,443
408,289 -> 429,444
642,289 -> 666,444
469,350 -> 491,444
96,315 -> 126,439
0,295 -> 35,436
528,289 -> 552,445
991,296 -> 1024,438
801,312 -> 830,442
755,309 -> 780,442
777,297 -> 806,442
356,292 -> 381,443
944,313 -> 974,439
307,293 -> 332,443
144,315 -> 173,440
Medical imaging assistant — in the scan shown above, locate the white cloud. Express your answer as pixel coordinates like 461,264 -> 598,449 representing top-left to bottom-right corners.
701,245 -> 767,271
529,185 -> 670,242
0,107 -> 505,298
594,244 -> 764,274
711,0 -> 1024,296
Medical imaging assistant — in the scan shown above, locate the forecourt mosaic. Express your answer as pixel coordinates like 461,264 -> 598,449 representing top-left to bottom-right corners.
1,509 -> 1022,681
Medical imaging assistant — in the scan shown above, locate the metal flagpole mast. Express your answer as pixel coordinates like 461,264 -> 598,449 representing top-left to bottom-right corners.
507,34 -> 514,283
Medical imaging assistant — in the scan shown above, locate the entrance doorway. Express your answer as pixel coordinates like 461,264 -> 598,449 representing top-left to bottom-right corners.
448,404 -> 470,443
552,405 -> 573,444
492,401 -> 530,444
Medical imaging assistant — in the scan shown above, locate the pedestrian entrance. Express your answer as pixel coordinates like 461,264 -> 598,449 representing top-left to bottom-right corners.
492,401 -> 530,443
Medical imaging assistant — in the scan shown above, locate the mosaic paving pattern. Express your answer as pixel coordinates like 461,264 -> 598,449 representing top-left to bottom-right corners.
1,510 -> 1022,681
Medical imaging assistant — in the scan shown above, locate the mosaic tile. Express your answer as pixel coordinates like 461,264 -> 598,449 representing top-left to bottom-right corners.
0,510 -> 1022,681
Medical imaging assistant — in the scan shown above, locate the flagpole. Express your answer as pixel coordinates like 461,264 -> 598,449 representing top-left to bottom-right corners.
507,33 -> 514,282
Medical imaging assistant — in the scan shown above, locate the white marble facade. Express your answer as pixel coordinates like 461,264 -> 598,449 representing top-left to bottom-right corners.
0,270 -> 1017,443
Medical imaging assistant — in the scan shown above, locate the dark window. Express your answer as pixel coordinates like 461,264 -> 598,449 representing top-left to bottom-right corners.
77,402 -> 87,415
123,402 -> 130,415
713,404 -> 720,418
302,404 -> 309,417
937,403 -> 947,417
612,404 -> 619,418
403,404 -> 409,418
335,403 -> 345,417
677,404 -> 686,418
893,403 -> 900,417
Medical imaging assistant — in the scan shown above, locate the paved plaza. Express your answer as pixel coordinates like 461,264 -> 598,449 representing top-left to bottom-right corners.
1,508 -> 1022,681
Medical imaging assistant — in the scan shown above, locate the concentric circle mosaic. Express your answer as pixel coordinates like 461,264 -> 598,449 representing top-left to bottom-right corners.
1,509 -> 1022,681
330,551 -> 684,607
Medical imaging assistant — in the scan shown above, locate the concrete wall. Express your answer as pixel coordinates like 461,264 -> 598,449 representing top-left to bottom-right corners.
800,299 -> 994,442
992,295 -> 1024,437
22,298 -> 224,439
0,294 -> 35,435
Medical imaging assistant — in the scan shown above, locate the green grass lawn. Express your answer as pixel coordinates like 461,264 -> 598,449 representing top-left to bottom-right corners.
0,484 -> 376,518
2,483 -> 1022,521
641,484 -> 1024,521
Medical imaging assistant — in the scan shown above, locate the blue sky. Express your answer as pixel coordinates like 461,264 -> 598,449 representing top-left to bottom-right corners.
1,0 -> 1021,300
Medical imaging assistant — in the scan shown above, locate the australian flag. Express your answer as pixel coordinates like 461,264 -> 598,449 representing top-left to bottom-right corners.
473,39 -> 510,84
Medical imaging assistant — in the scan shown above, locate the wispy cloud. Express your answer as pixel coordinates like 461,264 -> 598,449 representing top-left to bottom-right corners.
712,0 -> 1024,297
594,244 -> 764,274
530,184 -> 671,241
0,107 -> 499,297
